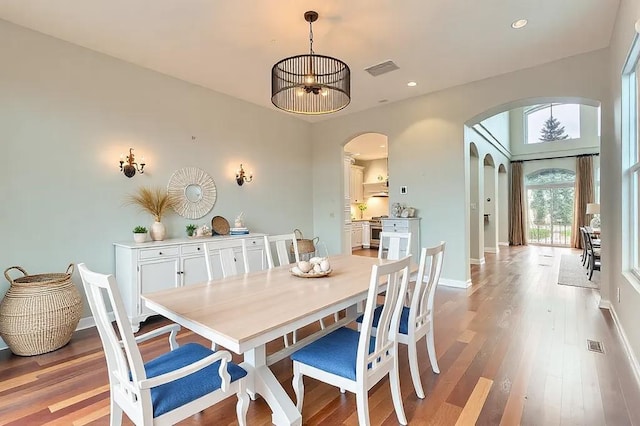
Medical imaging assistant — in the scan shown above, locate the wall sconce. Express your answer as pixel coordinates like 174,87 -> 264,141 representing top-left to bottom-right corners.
236,164 -> 253,186
119,148 -> 145,178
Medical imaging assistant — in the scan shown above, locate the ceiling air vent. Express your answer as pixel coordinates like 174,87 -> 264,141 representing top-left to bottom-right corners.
365,60 -> 399,77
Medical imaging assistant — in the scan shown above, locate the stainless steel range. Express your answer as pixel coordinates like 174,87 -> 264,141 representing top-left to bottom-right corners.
369,216 -> 387,248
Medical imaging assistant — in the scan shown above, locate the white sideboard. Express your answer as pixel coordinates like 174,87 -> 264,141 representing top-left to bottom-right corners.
381,218 -> 421,260
114,233 -> 266,331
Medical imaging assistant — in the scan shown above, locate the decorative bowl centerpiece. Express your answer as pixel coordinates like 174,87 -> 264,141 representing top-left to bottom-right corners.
290,257 -> 332,278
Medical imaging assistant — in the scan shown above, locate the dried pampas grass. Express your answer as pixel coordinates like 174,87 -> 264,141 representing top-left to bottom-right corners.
125,186 -> 172,222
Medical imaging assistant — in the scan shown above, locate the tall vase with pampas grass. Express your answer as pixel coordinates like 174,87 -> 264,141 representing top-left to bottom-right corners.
125,187 -> 172,241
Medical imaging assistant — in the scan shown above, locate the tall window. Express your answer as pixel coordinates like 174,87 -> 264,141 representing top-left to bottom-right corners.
525,103 -> 581,144
526,169 -> 575,246
622,36 -> 640,279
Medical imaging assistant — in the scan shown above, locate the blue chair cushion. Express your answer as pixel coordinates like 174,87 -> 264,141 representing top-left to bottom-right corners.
142,342 -> 247,418
356,305 -> 411,335
291,327 -> 376,381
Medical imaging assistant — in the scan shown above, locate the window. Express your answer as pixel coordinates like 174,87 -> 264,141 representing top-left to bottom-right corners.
525,103 -> 581,144
525,169 -> 575,246
622,35 -> 640,279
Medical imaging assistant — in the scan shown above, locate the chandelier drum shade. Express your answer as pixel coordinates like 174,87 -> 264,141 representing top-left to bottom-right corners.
271,11 -> 350,115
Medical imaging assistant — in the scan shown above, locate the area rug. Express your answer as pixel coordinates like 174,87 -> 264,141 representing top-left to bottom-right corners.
557,254 -> 599,289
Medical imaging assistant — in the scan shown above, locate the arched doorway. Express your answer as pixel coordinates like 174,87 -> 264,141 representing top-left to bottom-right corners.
343,133 -> 389,254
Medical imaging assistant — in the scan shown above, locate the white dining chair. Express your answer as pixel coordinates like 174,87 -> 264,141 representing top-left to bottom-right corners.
77,263 -> 249,426
264,234 -> 322,347
291,256 -> 411,425
357,241 -> 445,399
203,239 -> 250,280
378,231 -> 412,260
264,233 -> 300,269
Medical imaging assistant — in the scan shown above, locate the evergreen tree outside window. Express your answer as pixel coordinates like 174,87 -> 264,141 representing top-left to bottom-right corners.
525,103 -> 580,144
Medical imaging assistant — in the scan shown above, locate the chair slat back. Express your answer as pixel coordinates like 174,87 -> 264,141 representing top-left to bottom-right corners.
203,239 -> 250,279
77,263 -> 147,408
356,256 -> 411,381
411,242 -> 445,331
264,234 -> 299,269
378,231 -> 412,260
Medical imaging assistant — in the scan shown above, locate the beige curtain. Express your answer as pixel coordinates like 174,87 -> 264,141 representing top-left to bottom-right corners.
509,161 -> 527,245
572,155 -> 594,248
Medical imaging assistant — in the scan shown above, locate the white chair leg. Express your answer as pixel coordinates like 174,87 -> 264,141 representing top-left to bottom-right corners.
292,363 -> 304,412
109,395 -> 123,426
407,341 -> 425,399
236,384 -> 250,426
426,325 -> 440,374
389,362 -> 408,425
355,388 -> 371,426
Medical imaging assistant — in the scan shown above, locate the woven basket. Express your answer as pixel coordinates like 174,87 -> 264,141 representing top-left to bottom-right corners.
292,229 -> 319,255
0,264 -> 82,356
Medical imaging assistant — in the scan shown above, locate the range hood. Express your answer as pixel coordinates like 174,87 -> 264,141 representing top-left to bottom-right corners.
364,182 -> 388,197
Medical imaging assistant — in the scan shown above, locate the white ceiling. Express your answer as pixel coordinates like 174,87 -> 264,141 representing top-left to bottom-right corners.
0,1 -> 619,122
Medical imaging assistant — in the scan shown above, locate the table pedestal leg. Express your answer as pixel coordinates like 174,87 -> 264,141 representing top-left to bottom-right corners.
242,345 -> 302,426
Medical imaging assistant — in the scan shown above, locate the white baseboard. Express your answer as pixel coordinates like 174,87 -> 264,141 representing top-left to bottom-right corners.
603,303 -> 640,389
439,278 -> 472,289
470,257 -> 485,265
484,247 -> 498,254
499,242 -> 509,246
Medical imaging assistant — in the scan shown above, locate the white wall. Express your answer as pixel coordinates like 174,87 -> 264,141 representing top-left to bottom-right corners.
0,21 -> 312,325
311,48 -> 610,288
607,0 -> 640,379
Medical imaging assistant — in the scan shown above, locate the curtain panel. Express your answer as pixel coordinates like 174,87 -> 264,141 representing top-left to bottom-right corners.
509,161 -> 527,246
572,155 -> 594,248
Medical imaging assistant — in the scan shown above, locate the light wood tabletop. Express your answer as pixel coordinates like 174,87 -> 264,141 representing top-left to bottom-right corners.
142,254 -> 391,426
142,254 -> 385,353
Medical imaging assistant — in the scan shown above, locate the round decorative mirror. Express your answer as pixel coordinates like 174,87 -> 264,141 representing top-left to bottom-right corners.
167,167 -> 217,219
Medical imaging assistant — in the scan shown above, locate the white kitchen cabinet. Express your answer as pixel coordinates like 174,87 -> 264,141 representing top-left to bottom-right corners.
381,218 -> 421,261
114,233 -> 266,331
350,165 -> 364,203
351,222 -> 363,249
362,221 -> 371,248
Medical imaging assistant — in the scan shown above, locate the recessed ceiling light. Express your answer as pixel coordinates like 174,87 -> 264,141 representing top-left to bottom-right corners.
511,19 -> 528,29
407,81 -> 417,87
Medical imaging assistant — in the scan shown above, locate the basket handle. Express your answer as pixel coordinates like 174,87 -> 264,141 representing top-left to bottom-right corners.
312,237 -> 320,245
4,266 -> 28,284
293,229 -> 303,239
65,264 -> 75,275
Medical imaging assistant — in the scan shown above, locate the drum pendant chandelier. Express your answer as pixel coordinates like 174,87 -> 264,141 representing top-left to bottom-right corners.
271,11 -> 351,115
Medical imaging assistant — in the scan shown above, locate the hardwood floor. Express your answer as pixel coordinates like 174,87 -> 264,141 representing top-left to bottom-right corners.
1,246 -> 638,425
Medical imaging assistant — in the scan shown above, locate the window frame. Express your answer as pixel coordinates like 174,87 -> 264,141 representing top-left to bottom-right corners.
524,103 -> 581,145
622,33 -> 640,280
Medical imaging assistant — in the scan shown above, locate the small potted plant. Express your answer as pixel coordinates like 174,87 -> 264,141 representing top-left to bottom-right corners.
357,203 -> 368,219
186,224 -> 197,237
133,226 -> 148,243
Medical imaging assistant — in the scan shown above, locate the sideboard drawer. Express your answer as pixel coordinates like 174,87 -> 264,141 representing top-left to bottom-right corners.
244,237 -> 264,247
181,244 -> 205,256
382,220 -> 409,232
138,246 -> 180,260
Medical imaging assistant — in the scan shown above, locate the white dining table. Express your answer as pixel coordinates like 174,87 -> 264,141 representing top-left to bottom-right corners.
142,254 -> 389,426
